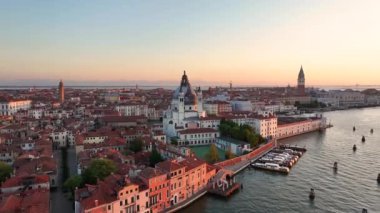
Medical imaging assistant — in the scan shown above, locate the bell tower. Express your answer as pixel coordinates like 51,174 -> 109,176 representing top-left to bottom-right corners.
58,80 -> 65,103
297,66 -> 305,95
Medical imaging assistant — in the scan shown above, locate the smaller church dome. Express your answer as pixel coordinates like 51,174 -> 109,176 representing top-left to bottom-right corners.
173,71 -> 198,105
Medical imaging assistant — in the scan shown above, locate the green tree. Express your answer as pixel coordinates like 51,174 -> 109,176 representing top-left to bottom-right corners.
82,159 -> 117,184
205,143 -> 220,163
149,147 -> 164,167
130,138 -> 144,153
219,119 -> 266,148
64,175 -> 83,194
0,162 -> 12,183
170,138 -> 178,146
225,148 -> 235,160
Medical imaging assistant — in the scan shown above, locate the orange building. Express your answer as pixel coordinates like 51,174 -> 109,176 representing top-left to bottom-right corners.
155,160 -> 186,206
76,158 -> 217,213
138,168 -> 169,213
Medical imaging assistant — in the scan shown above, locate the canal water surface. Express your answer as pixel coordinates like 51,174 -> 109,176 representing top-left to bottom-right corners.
181,108 -> 380,213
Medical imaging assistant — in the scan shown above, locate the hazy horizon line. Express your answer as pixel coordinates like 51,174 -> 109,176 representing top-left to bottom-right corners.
1,80 -> 379,89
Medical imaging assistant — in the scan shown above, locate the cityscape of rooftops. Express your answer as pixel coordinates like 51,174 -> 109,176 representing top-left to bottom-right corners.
0,1 -> 379,213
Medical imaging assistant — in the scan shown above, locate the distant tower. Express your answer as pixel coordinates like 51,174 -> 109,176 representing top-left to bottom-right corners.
58,80 -> 65,103
196,86 -> 204,117
229,81 -> 232,90
297,66 -> 305,95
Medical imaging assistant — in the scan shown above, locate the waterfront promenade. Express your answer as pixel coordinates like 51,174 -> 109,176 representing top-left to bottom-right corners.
215,141 -> 275,175
166,189 -> 208,213
164,142 -> 275,212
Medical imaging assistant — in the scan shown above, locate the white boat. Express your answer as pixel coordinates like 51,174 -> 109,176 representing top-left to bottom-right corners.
252,162 -> 290,174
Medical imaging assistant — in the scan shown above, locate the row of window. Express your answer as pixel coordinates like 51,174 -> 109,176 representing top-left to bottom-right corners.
184,133 -> 217,139
150,183 -> 169,192
120,196 -> 135,206
171,181 -> 182,190
120,187 -> 139,197
170,170 -> 182,177
180,139 -> 215,145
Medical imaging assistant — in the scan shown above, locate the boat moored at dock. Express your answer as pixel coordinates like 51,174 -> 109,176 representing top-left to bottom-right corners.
252,145 -> 306,174
251,162 -> 290,174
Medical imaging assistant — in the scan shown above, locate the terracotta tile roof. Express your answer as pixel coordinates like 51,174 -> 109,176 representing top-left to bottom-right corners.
177,128 -> 218,135
14,157 -> 57,176
130,151 -> 151,166
0,189 -> 50,213
178,157 -> 206,172
139,167 -> 165,179
199,115 -> 221,121
156,160 -> 184,173
0,195 -> 21,213
79,174 -> 124,211
101,115 -> 146,123
1,175 -> 50,188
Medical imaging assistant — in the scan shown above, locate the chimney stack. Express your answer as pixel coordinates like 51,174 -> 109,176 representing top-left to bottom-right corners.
94,199 -> 99,206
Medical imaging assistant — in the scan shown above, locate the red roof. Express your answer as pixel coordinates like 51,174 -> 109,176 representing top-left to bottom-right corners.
79,174 -> 124,211
139,167 -> 165,179
156,160 -> 184,173
178,128 -> 218,135
1,175 -> 50,188
0,189 -> 50,213
178,157 -> 206,172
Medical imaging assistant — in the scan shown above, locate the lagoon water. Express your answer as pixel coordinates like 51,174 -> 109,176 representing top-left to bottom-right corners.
182,108 -> 380,213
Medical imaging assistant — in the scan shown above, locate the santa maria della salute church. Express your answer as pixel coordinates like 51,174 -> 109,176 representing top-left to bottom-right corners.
163,71 -> 206,137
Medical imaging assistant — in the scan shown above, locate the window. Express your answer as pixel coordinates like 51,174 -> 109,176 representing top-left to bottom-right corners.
137,195 -> 139,200
120,201 -> 123,206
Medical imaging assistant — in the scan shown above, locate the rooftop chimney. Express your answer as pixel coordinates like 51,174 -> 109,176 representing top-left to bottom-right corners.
94,199 -> 99,206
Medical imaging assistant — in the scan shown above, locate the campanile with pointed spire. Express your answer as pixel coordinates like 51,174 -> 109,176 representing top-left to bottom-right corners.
297,66 -> 305,95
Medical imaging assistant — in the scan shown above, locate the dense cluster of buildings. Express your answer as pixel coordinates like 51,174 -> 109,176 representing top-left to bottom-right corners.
0,66 -> 379,212
75,157 -> 215,213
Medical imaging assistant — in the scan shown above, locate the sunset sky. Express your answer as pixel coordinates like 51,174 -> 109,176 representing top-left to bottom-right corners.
0,0 -> 379,86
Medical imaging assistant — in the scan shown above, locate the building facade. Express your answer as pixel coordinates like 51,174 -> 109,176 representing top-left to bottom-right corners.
276,116 -> 327,139
0,99 -> 32,116
176,128 -> 219,146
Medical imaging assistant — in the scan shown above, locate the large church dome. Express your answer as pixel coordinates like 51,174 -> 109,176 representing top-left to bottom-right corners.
173,71 -> 198,105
